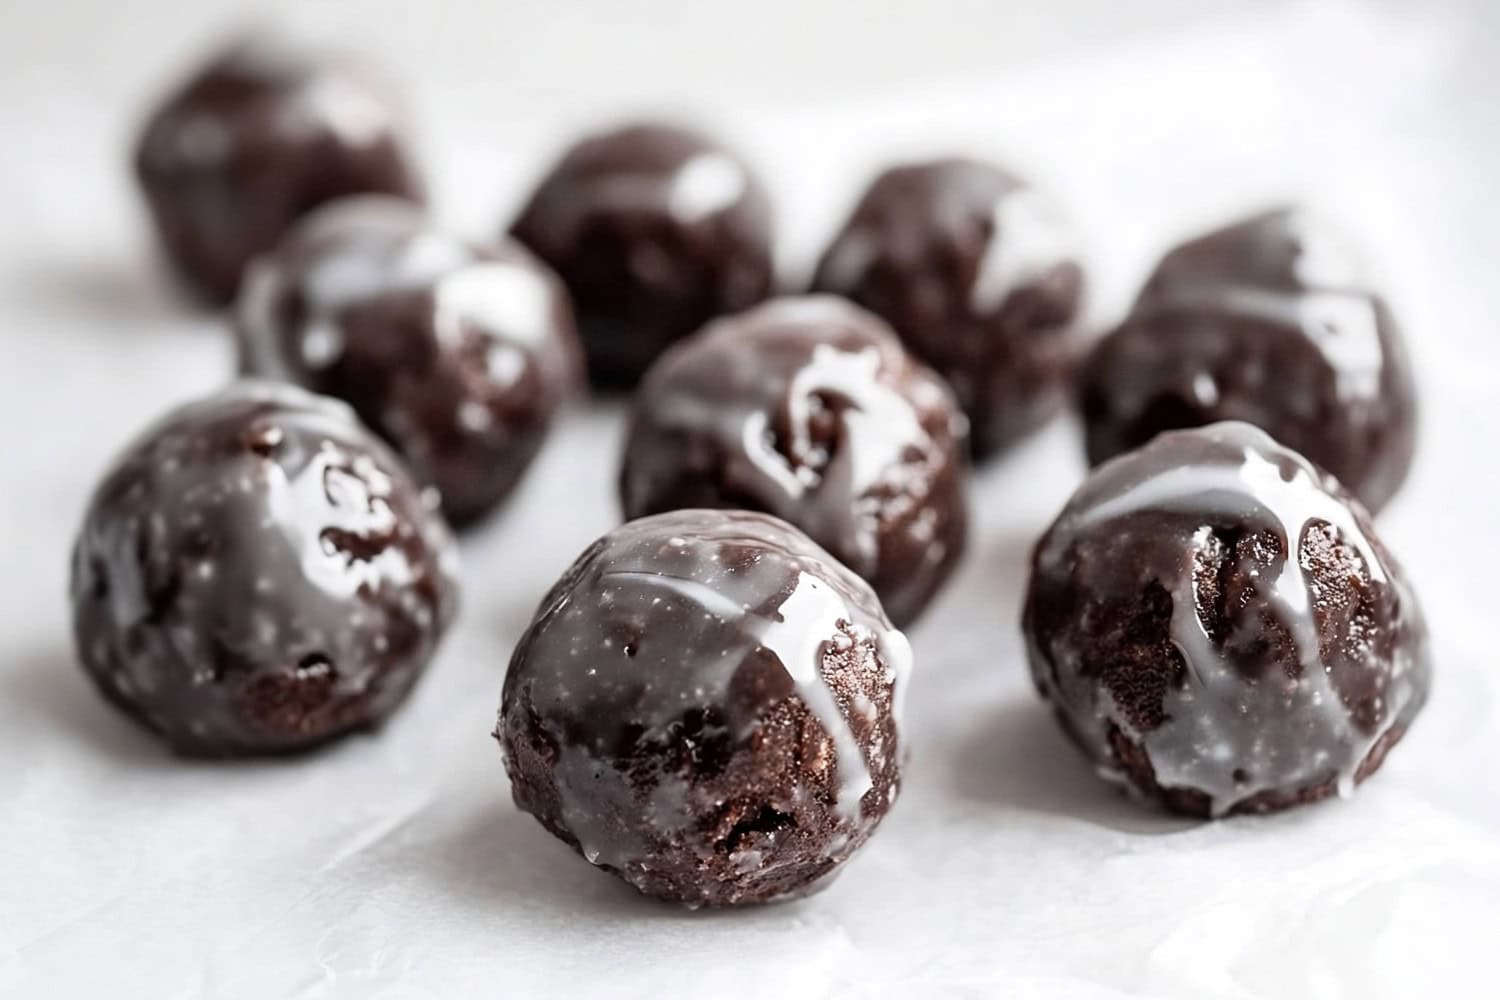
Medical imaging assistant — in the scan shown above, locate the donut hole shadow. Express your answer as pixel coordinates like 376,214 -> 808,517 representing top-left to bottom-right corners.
426,801 -> 650,919
949,695 -> 1200,835
1,644 -> 416,773
1,644 -> 174,768
426,800 -> 819,924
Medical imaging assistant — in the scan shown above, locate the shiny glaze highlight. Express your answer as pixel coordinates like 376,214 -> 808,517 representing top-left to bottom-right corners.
813,158 -> 1085,458
134,32 -> 422,303
70,381 -> 459,755
237,196 -> 581,527
1024,422 -> 1430,817
510,122 -> 774,386
1079,207 -> 1416,511
619,295 -> 969,626
499,510 -> 911,907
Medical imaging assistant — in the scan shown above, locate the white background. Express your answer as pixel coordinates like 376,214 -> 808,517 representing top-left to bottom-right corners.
2,1 -> 1498,997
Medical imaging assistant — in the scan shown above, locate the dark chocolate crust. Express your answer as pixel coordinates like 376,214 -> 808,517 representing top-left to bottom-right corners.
70,381 -> 459,755
237,196 -> 582,527
134,34 -> 422,303
1023,422 -> 1431,817
509,122 -> 774,387
1078,207 -> 1416,511
812,158 -> 1085,459
619,296 -> 969,627
498,509 -> 912,907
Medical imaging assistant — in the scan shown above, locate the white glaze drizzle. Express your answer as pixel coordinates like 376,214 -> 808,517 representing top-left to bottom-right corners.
1147,284 -> 1385,402
239,197 -> 556,372
291,74 -> 390,146
1049,422 -> 1417,815
1075,427 -> 1388,678
1284,208 -> 1370,289
553,138 -> 751,238
1144,210 -> 1388,404
522,511 -> 909,875
147,33 -> 400,170
968,187 -> 1075,314
604,569 -> 876,820
431,261 -> 556,350
635,296 -> 935,571
666,153 -> 748,223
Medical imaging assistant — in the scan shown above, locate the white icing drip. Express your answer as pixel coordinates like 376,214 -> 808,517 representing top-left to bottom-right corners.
1154,551 -> 1367,818
968,188 -> 1074,314
1286,211 -> 1369,289
240,199 -> 554,377
636,297 -> 935,572
797,345 -> 923,496
1155,284 -> 1385,403
432,262 -> 555,349
1077,427 -> 1388,660
1143,209 -> 1387,406
1295,293 -> 1385,401
559,142 -> 750,241
1061,422 -> 1401,815
603,569 -> 876,820
739,410 -> 808,496
302,210 -> 468,313
514,511 -> 909,882
294,74 -> 389,146
1078,428 -> 1371,677
554,743 -> 655,869
882,627 -> 914,731
666,153 -> 747,222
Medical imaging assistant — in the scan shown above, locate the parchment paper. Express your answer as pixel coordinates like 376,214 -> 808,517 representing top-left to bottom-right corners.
2,2 -> 1497,996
